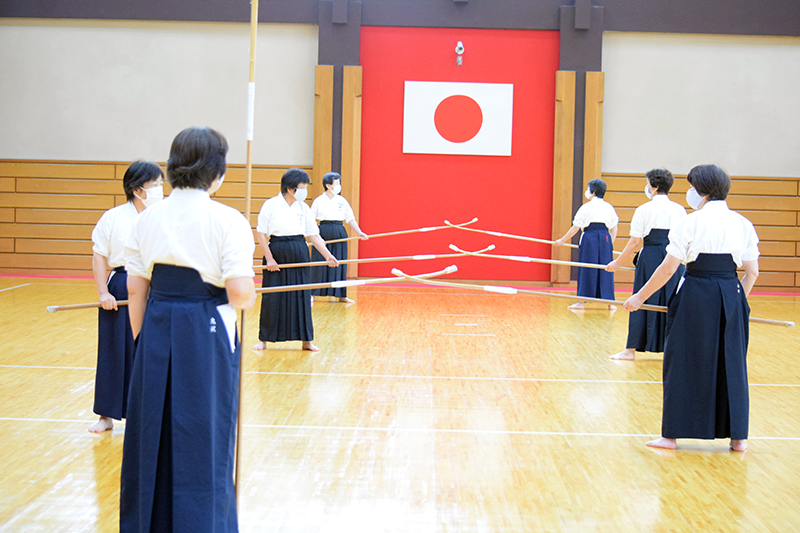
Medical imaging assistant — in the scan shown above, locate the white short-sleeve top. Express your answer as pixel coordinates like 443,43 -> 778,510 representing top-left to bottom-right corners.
256,193 -> 319,237
92,202 -> 140,269
666,200 -> 760,267
123,188 -> 255,287
310,193 -> 356,223
629,195 -> 687,239
573,197 -> 619,230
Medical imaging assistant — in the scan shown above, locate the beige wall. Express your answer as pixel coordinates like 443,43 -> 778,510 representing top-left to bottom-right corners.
0,18 -> 318,165
602,32 -> 800,178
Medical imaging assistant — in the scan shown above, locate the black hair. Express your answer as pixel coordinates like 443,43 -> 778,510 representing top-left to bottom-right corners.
588,178 -> 607,198
166,126 -> 228,190
645,168 -> 674,194
322,172 -> 341,192
281,168 -> 311,194
687,164 -> 730,201
123,160 -> 163,202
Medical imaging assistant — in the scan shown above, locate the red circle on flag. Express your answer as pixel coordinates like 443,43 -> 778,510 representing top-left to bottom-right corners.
434,95 -> 483,143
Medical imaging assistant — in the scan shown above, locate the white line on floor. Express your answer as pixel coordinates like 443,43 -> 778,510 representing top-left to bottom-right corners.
441,333 -> 496,337
0,283 -> 30,293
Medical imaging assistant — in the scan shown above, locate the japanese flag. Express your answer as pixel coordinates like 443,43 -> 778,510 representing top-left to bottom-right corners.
403,81 -> 514,156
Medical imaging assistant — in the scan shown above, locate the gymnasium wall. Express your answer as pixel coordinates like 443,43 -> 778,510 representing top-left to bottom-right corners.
0,18 -> 318,165
600,32 -> 800,291
601,32 -> 800,177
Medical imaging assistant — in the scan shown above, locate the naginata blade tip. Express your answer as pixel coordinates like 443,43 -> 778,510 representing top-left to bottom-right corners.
46,306 -> 57,313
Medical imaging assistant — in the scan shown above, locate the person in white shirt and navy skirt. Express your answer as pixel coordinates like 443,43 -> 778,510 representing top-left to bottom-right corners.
606,169 -> 687,360
120,126 -> 256,532
252,168 -> 339,352
309,172 -> 368,303
555,178 -> 619,309
624,164 -> 759,452
88,160 -> 163,433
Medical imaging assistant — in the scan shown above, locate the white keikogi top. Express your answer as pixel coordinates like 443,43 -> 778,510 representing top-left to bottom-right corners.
666,200 -> 759,267
573,197 -> 619,230
629,195 -> 687,239
310,193 -> 355,223
123,188 -> 256,287
92,201 -> 140,269
257,194 -> 319,237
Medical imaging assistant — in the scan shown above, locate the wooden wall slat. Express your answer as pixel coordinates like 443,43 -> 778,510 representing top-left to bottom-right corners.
0,253 -> 92,269
0,193 -> 114,210
15,239 -> 89,255
0,238 -> 13,253
0,224 -> 94,240
604,176 -> 796,196
582,71 -> 604,190
0,208 -> 13,223
16,178 -> 121,195
551,70 -> 576,284
0,177 -> 14,192
757,241 -> 797,257
211,183 -> 280,198
342,65 -> 363,277
604,192 -> 800,211
754,226 -> 800,241
0,163 -> 114,179
15,209 -> 105,225
312,65 -> 334,199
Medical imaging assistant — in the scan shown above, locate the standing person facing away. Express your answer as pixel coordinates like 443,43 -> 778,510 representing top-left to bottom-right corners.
252,168 -> 339,352
120,126 -> 256,532
309,172 -> 368,303
555,178 -> 619,309
606,168 -> 687,360
89,160 -> 163,433
624,164 -> 759,452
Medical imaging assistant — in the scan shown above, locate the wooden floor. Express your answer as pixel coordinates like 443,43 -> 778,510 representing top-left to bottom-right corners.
2,276 -> 800,532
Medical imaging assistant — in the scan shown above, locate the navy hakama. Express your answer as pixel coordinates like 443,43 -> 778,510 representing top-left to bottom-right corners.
310,220 -> 348,298
661,253 -> 750,440
626,229 -> 685,353
120,265 -> 239,533
576,222 -> 615,300
258,235 -> 314,342
94,266 -> 135,420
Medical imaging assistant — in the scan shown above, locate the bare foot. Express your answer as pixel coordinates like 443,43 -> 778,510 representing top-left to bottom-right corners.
310,295 -> 315,303
302,341 -> 320,352
339,297 -> 354,303
609,349 -> 636,360
608,304 -> 617,310
252,341 -> 267,351
730,440 -> 748,452
89,417 -> 113,433
568,302 -> 585,310
646,437 -> 677,449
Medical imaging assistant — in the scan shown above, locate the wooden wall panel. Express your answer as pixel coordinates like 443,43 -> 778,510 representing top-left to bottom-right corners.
0,160 -> 312,278
604,171 -> 800,291
312,65 -> 334,200
342,65 -> 363,277
582,71 -> 604,190
551,71 -> 576,285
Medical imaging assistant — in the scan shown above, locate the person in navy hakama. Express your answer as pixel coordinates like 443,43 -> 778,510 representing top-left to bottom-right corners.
624,164 -> 759,452
555,178 -> 619,309
120,127 -> 256,532
606,168 -> 687,360
90,161 -> 164,433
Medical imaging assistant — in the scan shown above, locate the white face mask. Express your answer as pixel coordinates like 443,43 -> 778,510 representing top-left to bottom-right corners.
332,183 -> 342,195
293,187 -> 308,203
135,184 -> 163,208
644,183 -> 653,200
218,174 -> 225,186
686,187 -> 704,210
585,189 -> 593,200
